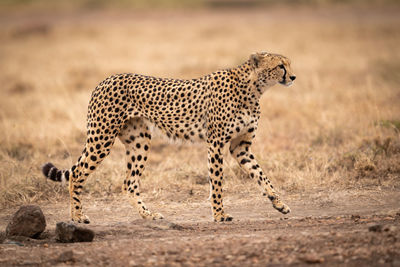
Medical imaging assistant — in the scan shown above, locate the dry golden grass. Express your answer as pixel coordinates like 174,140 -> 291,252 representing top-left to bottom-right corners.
0,4 -> 399,208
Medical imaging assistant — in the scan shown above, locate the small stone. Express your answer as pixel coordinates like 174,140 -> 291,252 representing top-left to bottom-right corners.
351,214 -> 360,222
55,222 -> 95,243
168,222 -> 186,230
299,254 -> 325,264
383,225 -> 396,232
144,220 -> 189,230
3,240 -> 24,246
6,205 -> 46,238
368,224 -> 382,232
57,250 -> 75,263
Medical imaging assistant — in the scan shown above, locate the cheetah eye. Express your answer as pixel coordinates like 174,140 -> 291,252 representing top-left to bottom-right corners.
278,64 -> 284,69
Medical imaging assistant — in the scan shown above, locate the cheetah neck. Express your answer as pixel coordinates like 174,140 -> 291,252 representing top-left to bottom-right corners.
231,60 -> 265,102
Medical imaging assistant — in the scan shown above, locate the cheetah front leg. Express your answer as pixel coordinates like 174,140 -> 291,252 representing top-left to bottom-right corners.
119,118 -> 163,220
229,135 -> 290,214
207,140 -> 233,222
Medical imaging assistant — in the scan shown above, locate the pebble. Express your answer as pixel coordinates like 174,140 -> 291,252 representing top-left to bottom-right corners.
299,254 -> 325,264
368,224 -> 383,232
57,250 -> 75,263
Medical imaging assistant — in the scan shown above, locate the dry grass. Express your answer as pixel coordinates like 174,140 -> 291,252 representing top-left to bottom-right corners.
0,4 -> 399,208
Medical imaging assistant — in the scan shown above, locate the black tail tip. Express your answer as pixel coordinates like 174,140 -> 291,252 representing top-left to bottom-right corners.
42,162 -> 55,178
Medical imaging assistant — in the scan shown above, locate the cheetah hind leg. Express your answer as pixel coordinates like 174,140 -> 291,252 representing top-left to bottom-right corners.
119,118 -> 163,220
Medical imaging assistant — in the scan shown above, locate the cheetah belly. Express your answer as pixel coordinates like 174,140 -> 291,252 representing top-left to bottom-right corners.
144,116 -> 207,143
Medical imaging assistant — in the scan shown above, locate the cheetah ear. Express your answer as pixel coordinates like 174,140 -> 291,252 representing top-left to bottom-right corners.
249,52 -> 262,68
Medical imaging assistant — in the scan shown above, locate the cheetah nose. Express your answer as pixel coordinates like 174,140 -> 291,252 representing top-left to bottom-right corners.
290,75 -> 296,81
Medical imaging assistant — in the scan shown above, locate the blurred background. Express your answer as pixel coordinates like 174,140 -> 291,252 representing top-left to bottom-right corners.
0,0 -> 399,207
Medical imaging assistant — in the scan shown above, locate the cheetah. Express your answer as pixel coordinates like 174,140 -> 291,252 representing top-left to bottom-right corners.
42,52 -> 296,223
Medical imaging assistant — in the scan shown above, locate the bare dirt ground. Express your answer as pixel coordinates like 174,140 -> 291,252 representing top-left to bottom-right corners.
1,189 -> 400,266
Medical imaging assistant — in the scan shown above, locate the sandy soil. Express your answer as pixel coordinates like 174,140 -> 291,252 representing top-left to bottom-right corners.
1,189 -> 399,266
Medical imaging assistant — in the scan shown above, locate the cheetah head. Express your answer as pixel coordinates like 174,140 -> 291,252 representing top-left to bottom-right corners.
249,52 -> 296,89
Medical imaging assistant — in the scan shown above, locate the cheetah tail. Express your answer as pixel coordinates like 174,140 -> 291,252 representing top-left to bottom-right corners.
42,162 -> 71,185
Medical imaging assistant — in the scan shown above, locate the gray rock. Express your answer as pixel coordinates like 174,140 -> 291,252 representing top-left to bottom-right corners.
368,224 -> 383,232
144,220 -> 191,230
56,250 -> 75,263
3,239 -> 24,246
55,222 -> 94,243
6,205 -> 46,238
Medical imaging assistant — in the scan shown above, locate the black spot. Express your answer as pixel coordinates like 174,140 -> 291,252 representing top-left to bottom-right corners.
49,167 -> 57,181
65,170 -> 70,181
239,141 -> 252,146
240,159 -> 251,165
56,170 -> 62,181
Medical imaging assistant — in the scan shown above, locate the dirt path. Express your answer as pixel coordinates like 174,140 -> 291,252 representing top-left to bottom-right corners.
1,189 -> 399,266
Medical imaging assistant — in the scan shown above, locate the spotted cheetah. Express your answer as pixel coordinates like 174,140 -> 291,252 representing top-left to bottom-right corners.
42,52 -> 296,223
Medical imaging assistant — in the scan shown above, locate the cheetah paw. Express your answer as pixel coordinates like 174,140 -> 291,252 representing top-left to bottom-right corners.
214,213 -> 233,222
141,211 -> 164,220
72,214 -> 91,224
273,202 -> 291,214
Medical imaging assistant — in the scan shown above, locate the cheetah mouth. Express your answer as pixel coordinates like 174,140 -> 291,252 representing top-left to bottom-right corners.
279,80 -> 293,86
281,81 -> 293,87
